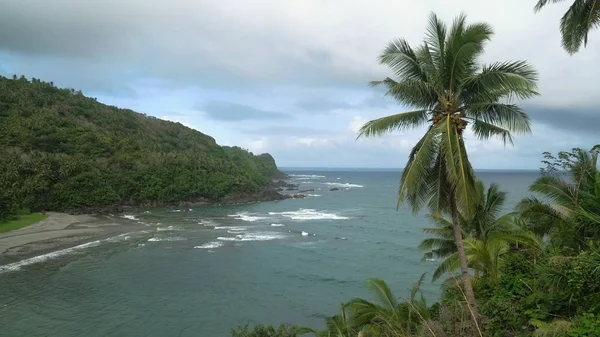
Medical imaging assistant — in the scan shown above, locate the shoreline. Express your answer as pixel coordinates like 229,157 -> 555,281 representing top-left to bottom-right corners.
0,179 -> 301,269
0,212 -> 147,268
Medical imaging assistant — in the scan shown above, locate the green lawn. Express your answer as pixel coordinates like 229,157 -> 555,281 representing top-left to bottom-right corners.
0,213 -> 49,233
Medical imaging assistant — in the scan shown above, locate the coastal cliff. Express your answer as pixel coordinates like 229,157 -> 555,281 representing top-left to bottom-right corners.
0,75 -> 288,219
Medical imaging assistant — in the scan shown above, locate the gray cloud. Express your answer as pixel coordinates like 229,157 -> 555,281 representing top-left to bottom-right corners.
295,98 -> 354,112
240,126 -> 329,136
201,101 -> 291,121
525,105 -> 600,134
2,0 -> 597,102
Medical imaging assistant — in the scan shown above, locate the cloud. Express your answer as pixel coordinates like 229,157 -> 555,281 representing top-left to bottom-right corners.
0,0 -> 598,168
201,101 -> 292,121
525,105 -> 600,134
241,126 -> 329,136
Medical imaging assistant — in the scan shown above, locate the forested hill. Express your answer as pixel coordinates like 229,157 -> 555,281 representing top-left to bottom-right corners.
0,75 -> 285,219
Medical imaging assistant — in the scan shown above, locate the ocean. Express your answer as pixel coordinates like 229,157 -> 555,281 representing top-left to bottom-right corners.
0,169 -> 539,337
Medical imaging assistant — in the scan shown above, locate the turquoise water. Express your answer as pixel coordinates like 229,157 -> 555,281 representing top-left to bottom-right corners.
0,170 -> 538,336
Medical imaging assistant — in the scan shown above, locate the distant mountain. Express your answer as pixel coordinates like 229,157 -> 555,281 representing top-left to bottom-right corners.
0,75 -> 285,219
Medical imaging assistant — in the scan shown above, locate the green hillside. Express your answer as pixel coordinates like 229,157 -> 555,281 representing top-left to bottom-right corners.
0,75 -> 284,220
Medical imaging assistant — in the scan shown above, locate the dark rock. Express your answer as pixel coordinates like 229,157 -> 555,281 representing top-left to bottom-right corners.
329,187 -> 340,191
286,187 -> 299,191
271,180 -> 298,189
298,189 -> 314,193
291,194 -> 306,199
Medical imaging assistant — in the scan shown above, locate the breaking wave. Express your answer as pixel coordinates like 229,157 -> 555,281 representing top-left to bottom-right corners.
194,242 -> 223,249
324,182 -> 364,188
268,209 -> 349,221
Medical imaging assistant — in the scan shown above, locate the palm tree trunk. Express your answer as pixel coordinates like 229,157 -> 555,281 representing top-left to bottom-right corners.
449,197 -> 481,325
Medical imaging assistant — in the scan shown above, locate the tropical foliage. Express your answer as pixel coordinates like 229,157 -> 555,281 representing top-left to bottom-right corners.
534,0 -> 600,54
420,181 -> 542,283
356,11 -> 539,320
0,75 -> 283,221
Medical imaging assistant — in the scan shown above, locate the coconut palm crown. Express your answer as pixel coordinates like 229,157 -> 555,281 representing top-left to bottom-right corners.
358,12 -> 539,218
534,0 -> 600,54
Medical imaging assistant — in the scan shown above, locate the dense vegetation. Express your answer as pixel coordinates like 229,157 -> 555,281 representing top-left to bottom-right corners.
0,75 -> 283,221
230,8 -> 600,337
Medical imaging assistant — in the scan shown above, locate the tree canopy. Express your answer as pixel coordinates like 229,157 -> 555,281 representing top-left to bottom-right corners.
0,75 -> 283,220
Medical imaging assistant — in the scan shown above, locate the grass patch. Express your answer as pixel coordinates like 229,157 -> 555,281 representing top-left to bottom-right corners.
0,213 -> 49,233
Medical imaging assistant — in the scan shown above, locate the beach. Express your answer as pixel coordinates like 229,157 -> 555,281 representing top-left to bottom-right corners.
0,212 -> 146,266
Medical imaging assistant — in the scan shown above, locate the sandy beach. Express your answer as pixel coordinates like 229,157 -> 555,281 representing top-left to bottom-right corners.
0,212 -> 146,266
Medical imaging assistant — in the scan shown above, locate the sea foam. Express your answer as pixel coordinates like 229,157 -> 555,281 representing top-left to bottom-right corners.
227,212 -> 267,222
268,208 -> 349,220
194,242 -> 223,249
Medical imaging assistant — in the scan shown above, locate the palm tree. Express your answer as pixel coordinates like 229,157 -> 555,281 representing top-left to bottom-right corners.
339,277 -> 432,337
357,12 -> 539,320
534,0 -> 600,54
517,147 -> 600,249
420,181 -> 542,283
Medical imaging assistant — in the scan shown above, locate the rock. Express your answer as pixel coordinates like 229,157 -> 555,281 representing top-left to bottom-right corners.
329,187 -> 340,191
286,187 -> 299,191
291,194 -> 306,199
271,180 -> 298,189
298,189 -> 314,193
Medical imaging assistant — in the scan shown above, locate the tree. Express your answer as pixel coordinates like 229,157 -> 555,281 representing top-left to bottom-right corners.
420,181 -> 542,283
316,277 -> 432,337
517,146 -> 600,249
357,12 -> 539,321
534,0 -> 600,54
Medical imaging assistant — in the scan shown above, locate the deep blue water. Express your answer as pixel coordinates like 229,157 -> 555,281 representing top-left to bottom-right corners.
0,170 -> 539,336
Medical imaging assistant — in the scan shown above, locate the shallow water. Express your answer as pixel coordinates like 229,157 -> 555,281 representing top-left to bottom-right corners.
0,170 -> 538,336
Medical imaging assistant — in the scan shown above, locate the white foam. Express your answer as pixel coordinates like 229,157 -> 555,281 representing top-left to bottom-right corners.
217,236 -> 238,241
157,225 -> 183,232
199,219 -> 217,227
147,236 -> 187,242
301,231 -> 309,236
227,212 -> 267,222
121,214 -> 138,221
217,232 -> 286,242
307,194 -> 321,197
324,182 -> 364,188
194,242 -> 223,249
270,223 -> 285,227
0,239 -> 104,273
268,208 -> 349,220
288,174 -> 326,179
214,226 -> 248,231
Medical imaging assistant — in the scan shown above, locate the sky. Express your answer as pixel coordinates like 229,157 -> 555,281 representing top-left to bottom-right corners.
0,0 -> 598,169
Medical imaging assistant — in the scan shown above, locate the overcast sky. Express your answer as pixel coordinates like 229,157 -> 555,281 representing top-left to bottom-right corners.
0,0 -> 598,169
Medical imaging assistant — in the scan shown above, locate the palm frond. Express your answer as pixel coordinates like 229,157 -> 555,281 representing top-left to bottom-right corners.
441,115 -> 477,218
559,0 -> 600,53
529,175 -> 580,209
467,103 -> 532,134
534,0 -> 567,12
461,60 -> 539,103
370,77 -> 438,109
365,278 -> 398,311
471,120 -> 514,145
378,38 -> 428,81
398,127 -> 441,212
356,109 -> 428,138
445,14 -> 494,91
433,252 -> 460,281
424,12 -> 447,72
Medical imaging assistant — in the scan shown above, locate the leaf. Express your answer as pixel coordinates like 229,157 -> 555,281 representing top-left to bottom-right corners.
356,110 -> 428,138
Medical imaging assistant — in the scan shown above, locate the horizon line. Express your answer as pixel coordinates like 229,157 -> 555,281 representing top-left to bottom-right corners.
279,167 -> 540,171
